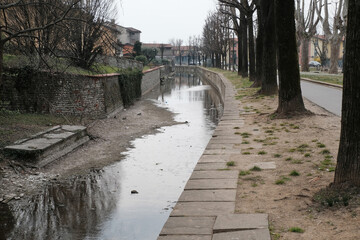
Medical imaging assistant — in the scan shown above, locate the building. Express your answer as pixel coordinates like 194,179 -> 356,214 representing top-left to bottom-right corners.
104,20 -> 141,57
299,35 -> 345,68
142,43 -> 173,60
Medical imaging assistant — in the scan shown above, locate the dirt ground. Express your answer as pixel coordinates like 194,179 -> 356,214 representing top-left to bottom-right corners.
230,92 -> 360,240
0,97 -> 178,203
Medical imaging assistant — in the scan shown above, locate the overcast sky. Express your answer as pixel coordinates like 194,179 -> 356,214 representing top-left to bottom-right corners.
116,0 -> 218,44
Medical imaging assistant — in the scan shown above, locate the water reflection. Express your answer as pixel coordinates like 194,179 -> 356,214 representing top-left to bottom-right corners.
1,73 -> 222,240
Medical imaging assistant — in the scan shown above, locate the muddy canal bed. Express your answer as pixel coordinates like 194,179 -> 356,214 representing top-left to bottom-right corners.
0,73 -> 222,240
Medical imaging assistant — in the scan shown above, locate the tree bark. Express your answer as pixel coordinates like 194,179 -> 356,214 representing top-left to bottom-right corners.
0,42 -> 3,89
300,38 -> 310,72
334,0 -> 360,187
275,0 -> 307,115
241,13 -> 248,78
237,28 -> 243,76
329,40 -> 340,74
248,14 -> 256,82
259,0 -> 278,95
252,4 -> 263,88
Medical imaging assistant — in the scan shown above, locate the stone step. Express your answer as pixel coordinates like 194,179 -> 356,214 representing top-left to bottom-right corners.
4,125 -> 89,167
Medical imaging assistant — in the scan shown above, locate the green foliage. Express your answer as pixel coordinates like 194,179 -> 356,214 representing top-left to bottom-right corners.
118,68 -> 143,107
288,227 -> 304,233
314,187 -> 355,207
239,170 -> 251,176
142,48 -> 158,63
133,41 -> 142,57
135,55 -> 147,65
290,170 -> 300,176
226,161 -> 235,167
250,166 -> 262,171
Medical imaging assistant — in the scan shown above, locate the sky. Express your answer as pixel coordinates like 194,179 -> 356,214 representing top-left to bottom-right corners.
116,0 -> 218,44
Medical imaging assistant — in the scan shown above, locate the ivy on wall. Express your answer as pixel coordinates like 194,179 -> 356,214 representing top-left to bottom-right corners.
118,68 -> 143,107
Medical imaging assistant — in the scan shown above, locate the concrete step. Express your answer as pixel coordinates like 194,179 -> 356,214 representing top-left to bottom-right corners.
4,125 -> 89,167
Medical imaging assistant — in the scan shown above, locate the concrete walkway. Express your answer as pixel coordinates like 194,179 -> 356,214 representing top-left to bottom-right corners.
158,73 -> 271,240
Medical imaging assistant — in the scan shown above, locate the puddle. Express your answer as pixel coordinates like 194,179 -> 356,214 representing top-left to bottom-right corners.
1,73 -> 223,240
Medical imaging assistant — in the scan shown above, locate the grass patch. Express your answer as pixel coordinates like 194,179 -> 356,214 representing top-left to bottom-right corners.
226,161 -> 236,167
275,176 -> 291,185
273,154 -> 282,158
258,151 -> 267,155
250,166 -> 262,171
242,140 -> 250,144
320,149 -> 331,154
314,186 -> 357,207
285,157 -> 293,161
317,142 -> 326,148
300,73 -> 343,86
239,170 -> 251,176
290,170 -> 300,176
304,153 -> 311,158
242,151 -> 251,155
288,227 -> 305,233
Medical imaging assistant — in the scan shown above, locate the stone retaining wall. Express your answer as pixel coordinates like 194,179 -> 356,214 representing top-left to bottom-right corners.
96,55 -> 143,70
174,66 -> 226,105
1,65 -> 171,117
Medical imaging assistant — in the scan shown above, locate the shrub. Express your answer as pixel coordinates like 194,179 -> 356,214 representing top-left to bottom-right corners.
135,55 -> 147,64
118,68 -> 143,107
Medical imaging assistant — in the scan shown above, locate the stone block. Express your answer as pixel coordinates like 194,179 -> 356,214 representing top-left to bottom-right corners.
160,217 -> 215,235
179,190 -> 236,202
170,202 -> 235,217
184,179 -> 237,190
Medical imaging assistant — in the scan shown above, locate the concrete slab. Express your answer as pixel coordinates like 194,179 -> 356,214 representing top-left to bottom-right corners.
184,179 -> 237,190
206,143 -> 235,149
213,214 -> 269,232
247,162 -> 276,170
158,236 -> 211,240
190,170 -> 238,179
194,163 -> 228,171
61,125 -> 86,132
198,155 -> 230,163
170,202 -> 235,217
5,138 -> 63,151
160,217 -> 215,235
43,132 -> 75,139
179,190 -> 236,202
212,229 -> 271,240
203,149 -> 240,155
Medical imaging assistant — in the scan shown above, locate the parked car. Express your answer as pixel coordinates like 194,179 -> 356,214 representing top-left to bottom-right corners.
309,61 -> 321,67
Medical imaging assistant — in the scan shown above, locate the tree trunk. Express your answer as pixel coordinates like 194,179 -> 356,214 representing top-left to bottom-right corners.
252,5 -> 263,88
259,0 -> 278,95
248,14 -> 256,82
301,38 -> 310,72
329,40 -> 340,74
334,0 -> 360,187
0,42 -> 3,89
275,0 -> 306,115
241,13 -> 248,78
237,29 -> 243,76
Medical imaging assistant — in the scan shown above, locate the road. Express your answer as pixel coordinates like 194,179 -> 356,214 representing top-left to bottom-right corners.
300,80 -> 342,116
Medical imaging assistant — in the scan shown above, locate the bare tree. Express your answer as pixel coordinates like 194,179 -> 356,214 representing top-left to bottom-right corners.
316,0 -> 346,74
170,38 -> 183,65
64,0 -> 116,69
334,0 -> 360,187
0,0 -> 80,85
275,0 -> 307,116
259,0 -> 277,95
295,0 -> 321,72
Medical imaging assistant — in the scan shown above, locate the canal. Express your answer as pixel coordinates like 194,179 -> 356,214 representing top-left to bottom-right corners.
0,72 -> 223,240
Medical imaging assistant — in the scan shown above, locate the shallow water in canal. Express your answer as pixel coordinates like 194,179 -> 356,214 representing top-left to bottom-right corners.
0,73 -> 223,240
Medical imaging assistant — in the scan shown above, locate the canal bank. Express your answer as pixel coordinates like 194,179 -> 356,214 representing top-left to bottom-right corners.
0,71 -> 224,239
158,68 -> 271,240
